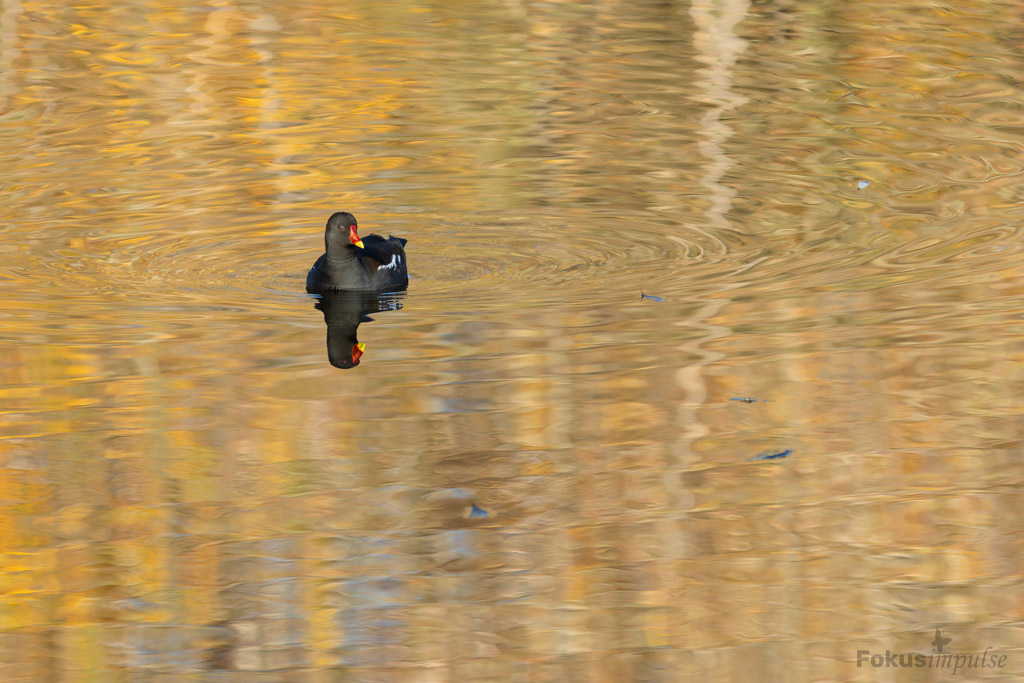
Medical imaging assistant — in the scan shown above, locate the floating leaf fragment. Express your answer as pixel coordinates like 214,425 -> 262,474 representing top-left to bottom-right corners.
750,449 -> 792,461
640,288 -> 666,302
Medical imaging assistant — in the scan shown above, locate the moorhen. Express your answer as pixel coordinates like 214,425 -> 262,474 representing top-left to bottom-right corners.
306,212 -> 408,292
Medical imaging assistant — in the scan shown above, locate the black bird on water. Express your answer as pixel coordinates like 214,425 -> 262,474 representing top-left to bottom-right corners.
306,212 -> 408,292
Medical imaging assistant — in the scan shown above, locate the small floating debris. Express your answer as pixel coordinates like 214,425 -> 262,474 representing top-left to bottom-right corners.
749,449 -> 793,461
468,503 -> 488,519
730,397 -> 758,403
856,180 -> 870,190
640,288 -> 666,302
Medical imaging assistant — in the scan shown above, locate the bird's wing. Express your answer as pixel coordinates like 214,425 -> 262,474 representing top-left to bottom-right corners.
359,234 -> 406,273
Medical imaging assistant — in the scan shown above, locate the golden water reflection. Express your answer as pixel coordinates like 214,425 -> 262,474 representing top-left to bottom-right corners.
1,0 -> 1023,681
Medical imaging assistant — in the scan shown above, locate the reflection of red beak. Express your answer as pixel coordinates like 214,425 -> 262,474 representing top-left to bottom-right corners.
352,342 -> 365,364
349,225 -> 364,249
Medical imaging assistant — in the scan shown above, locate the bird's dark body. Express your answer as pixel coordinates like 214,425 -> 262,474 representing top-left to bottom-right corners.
306,213 -> 409,292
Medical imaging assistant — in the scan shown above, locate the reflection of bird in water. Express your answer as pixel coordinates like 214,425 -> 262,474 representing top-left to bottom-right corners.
314,290 -> 405,369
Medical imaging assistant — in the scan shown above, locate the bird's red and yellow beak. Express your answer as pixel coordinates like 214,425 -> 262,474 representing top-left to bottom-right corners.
352,342 -> 365,363
349,225 -> 364,249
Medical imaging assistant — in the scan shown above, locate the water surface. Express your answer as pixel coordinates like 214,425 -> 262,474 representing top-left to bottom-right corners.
1,0 -> 1023,680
